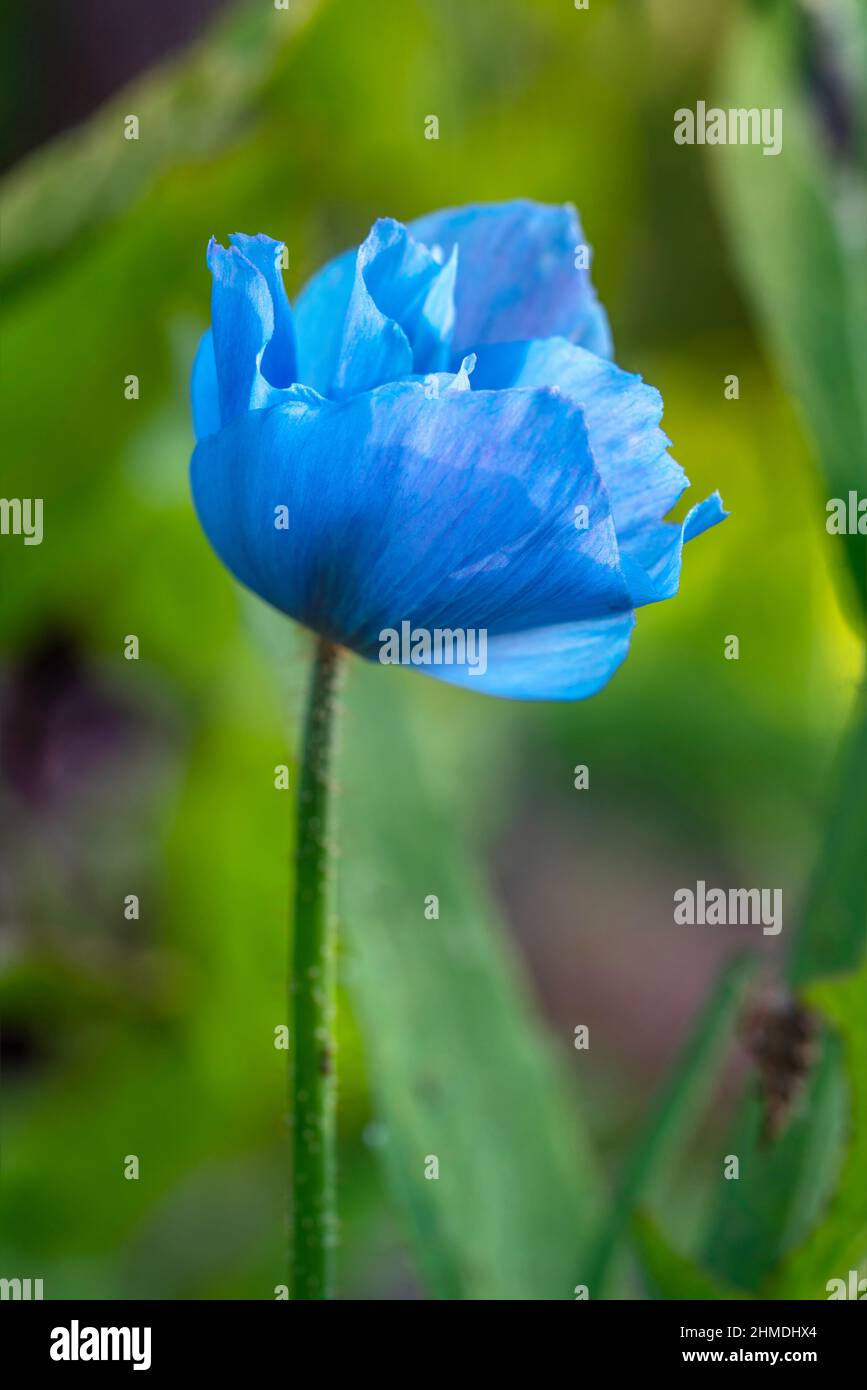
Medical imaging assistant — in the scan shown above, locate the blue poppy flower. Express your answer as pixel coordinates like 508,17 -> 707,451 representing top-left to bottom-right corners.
190,200 -> 725,700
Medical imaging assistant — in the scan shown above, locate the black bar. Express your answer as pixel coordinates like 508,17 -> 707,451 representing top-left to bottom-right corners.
3,1298 -> 863,1374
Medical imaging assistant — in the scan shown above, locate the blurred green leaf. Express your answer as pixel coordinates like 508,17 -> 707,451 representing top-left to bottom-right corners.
634,1212 -> 744,1300
0,0 -> 320,302
767,957 -> 867,1297
714,0 -> 867,618
789,684 -> 867,983
585,954 -> 754,1297
334,659 -> 600,1300
702,1032 -> 846,1292
700,684 -> 863,1294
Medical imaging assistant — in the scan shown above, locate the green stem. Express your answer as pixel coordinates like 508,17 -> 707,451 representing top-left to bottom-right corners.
291,638 -> 343,1300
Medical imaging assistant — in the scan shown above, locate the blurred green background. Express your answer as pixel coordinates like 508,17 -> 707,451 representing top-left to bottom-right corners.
1,0 -> 865,1300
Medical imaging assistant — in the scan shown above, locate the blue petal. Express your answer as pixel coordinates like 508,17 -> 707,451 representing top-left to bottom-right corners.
353,220 -> 457,378
190,329 -> 221,441
472,338 -> 726,604
295,219 -> 457,397
207,237 -> 296,428
190,381 -> 634,700
409,199 -> 612,359
331,223 -> 414,399
292,247 -> 356,393
397,354 -> 477,397
424,612 -> 636,701
621,491 -> 729,605
229,233 -> 296,387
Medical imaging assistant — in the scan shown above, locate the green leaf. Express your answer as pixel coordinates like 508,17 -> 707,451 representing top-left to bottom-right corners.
713,0 -> 867,619
702,1032 -> 846,1292
334,658 -> 600,1300
584,954 -> 755,1297
633,1212 -> 744,1301
701,682 -> 864,1290
789,685 -> 867,984
766,957 -> 867,1297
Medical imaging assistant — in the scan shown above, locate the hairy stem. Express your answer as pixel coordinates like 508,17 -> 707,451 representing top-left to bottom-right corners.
291,638 -> 343,1300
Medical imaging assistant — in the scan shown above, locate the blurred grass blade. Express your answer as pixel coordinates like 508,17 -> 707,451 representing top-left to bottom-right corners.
702,684 -> 864,1289
701,0 -> 867,1269
584,954 -> 754,1297
789,683 -> 867,984
766,957 -> 867,1297
0,0 -> 319,301
336,659 -> 599,1300
633,1212 -> 744,1301
702,1031 -> 846,1291
713,0 -> 867,619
